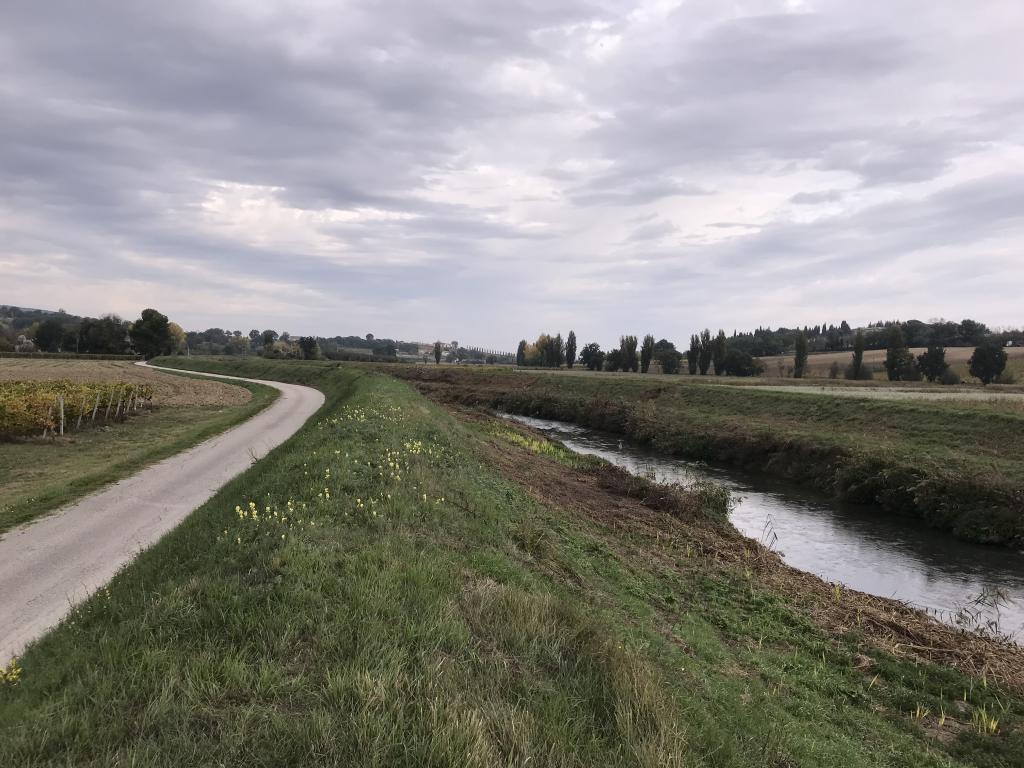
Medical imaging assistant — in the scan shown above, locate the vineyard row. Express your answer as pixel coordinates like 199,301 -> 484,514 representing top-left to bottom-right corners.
0,380 -> 155,438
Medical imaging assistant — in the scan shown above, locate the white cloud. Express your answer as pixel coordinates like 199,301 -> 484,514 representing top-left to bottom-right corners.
1,0 -> 1023,347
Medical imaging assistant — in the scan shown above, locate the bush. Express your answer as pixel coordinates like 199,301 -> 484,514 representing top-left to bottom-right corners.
995,370 -> 1016,385
844,363 -> 874,380
939,369 -> 961,386
828,361 -> 840,379
604,349 -> 624,372
720,348 -> 763,377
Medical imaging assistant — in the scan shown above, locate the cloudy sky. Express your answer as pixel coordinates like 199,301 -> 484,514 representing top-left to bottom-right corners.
2,1 -> 1022,349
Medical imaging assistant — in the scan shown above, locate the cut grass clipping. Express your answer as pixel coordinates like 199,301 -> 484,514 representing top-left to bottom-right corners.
2,357 -> 1022,767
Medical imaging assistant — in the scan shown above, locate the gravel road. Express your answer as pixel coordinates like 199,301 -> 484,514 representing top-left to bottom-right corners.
0,363 -> 324,663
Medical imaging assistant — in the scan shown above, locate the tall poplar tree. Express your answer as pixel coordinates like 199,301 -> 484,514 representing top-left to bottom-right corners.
565,331 -> 577,369
712,329 -> 727,375
640,334 -> 655,373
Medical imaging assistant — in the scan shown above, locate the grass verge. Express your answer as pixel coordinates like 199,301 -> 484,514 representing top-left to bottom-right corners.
1,357 -> 1021,766
389,366 -> 1024,547
0,374 -> 276,533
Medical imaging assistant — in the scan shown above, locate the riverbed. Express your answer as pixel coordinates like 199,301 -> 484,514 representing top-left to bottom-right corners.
505,413 -> 1024,640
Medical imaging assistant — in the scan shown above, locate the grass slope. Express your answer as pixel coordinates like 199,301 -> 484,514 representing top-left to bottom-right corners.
0,375 -> 276,533
1,357 -> 1021,766
390,366 -> 1024,546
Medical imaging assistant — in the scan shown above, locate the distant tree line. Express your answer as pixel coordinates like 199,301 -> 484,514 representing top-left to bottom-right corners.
721,317 -> 1021,359
512,315 -> 1016,387
515,332 -> 687,375
0,305 -> 182,359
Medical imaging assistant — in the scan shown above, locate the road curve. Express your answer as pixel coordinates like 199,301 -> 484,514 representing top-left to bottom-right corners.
0,362 -> 324,664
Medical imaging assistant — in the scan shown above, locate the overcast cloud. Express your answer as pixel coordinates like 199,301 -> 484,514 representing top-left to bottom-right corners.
2,0 -> 1022,348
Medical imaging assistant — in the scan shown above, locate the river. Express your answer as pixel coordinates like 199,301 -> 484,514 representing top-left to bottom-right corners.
505,413 -> 1024,640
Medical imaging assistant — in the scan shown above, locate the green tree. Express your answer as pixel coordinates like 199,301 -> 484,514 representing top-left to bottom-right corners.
884,324 -> 905,381
298,336 -> 319,360
847,330 -> 865,379
698,329 -> 712,375
917,343 -> 948,383
640,334 -> 655,373
712,329 -> 727,375
79,315 -> 130,354
959,318 -> 989,346
653,339 -> 681,374
516,339 -> 527,366
604,348 -> 624,372
433,341 -> 442,364
688,335 -> 699,375
883,324 -> 919,381
793,331 -> 808,378
34,318 -> 65,352
969,343 -> 1007,385
61,327 -> 79,353
130,308 -> 174,359
620,335 -> 639,373
580,342 -> 604,371
261,329 -> 279,349
534,333 -> 561,368
565,331 -> 577,369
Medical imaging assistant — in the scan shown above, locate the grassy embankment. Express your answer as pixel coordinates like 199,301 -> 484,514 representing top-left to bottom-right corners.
390,366 -> 1024,546
2,356 -> 1022,766
0,369 -> 276,533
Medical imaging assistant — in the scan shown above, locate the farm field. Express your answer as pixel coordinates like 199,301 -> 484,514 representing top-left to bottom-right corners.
0,360 -> 275,533
0,359 -> 250,406
389,365 -> 1024,546
760,345 -> 1024,381
529,357 -> 1024,398
2,355 -> 1022,767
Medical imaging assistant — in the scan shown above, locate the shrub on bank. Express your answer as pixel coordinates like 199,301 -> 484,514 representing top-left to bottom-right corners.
844,363 -> 874,380
939,369 -> 961,386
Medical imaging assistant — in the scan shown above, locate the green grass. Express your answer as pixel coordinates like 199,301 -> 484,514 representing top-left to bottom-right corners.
0,377 -> 277,533
2,357 -> 1021,766
388,366 -> 1024,546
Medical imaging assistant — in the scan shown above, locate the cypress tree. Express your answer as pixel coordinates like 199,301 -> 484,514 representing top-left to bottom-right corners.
793,331 -> 808,378
849,330 -> 865,379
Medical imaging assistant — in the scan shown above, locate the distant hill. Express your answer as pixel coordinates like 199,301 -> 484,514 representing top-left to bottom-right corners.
0,305 -> 86,332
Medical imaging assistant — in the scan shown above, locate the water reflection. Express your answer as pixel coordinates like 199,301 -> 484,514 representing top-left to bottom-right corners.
505,414 -> 1024,639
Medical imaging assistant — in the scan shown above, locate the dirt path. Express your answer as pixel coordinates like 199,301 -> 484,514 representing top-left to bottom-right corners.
0,363 -> 324,664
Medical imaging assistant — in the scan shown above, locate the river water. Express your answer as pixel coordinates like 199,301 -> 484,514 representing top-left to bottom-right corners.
505,414 -> 1024,640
